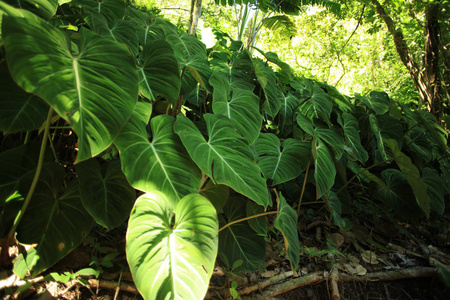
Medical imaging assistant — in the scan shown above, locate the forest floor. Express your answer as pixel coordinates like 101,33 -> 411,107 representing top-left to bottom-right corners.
1,199 -> 449,300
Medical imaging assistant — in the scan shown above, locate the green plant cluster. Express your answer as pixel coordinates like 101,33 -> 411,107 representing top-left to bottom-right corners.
0,0 -> 448,299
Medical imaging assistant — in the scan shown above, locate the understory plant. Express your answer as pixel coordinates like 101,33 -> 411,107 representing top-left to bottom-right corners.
0,0 -> 448,299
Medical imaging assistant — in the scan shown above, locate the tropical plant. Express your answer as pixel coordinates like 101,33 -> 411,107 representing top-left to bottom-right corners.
0,0 -> 448,299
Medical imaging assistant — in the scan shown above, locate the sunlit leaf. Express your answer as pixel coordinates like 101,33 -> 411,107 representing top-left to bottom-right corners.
127,192 -> 218,300
115,104 -> 201,203
175,114 -> 269,207
210,72 -> 262,145
3,16 -> 138,162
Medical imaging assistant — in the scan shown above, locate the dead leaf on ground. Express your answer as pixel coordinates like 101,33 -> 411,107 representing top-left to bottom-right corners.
361,250 -> 379,265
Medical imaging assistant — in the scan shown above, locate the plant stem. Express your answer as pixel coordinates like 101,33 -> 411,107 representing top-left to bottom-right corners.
8,108 -> 54,238
218,211 -> 277,232
23,131 -> 30,144
297,160 -> 311,217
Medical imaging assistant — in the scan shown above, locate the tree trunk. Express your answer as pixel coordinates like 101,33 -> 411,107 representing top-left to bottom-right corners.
424,2 -> 442,118
370,0 -> 430,108
188,0 -> 202,35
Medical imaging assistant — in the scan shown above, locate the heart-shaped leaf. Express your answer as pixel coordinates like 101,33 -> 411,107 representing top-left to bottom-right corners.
115,103 -> 201,203
138,40 -> 181,105
210,72 -> 262,145
219,197 -> 265,271
422,167 -> 444,215
254,133 -> 310,185
313,138 -> 336,199
279,92 -> 300,136
175,114 -> 269,207
274,193 -> 300,274
0,61 -> 49,133
76,159 -> 135,230
3,16 -> 138,162
338,112 -> 368,163
299,80 -> 333,124
376,169 -> 424,218
199,180 -> 229,212
5,0 -> 58,19
386,139 -> 430,217
126,192 -> 218,300
246,201 -> 267,236
14,171 -> 94,277
359,91 -> 390,115
369,114 -> 389,161
254,62 -> 281,117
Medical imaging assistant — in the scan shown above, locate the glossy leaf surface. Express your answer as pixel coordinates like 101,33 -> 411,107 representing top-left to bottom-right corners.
126,192 -> 218,300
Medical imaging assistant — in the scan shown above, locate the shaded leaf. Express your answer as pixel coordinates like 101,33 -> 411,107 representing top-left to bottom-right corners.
14,174 -> 94,277
254,133 -> 310,185
76,159 -> 135,230
274,193 -> 300,274
246,201 -> 267,236
313,138 -> 336,199
0,61 -> 49,133
219,197 -> 265,271
386,139 -> 430,217
422,167 -> 444,215
200,180 -> 229,212
338,112 -> 368,163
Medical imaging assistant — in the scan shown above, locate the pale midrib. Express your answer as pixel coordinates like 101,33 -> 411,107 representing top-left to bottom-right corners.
151,143 -> 178,200
73,58 -> 83,132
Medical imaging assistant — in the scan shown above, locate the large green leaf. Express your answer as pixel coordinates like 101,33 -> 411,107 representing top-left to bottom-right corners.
138,40 -> 181,105
90,15 -> 139,55
254,133 -> 310,185
315,128 -> 345,160
219,197 -> 265,271
274,193 -> 299,274
14,171 -> 94,277
4,0 -> 58,19
0,143 -> 52,206
326,191 -> 352,230
338,112 -> 368,163
369,114 -> 388,161
313,138 -> 336,199
405,127 -> 432,163
358,91 -> 390,115
199,180 -> 229,212
79,0 -> 126,23
422,167 -> 445,215
246,201 -> 267,236
210,72 -> 262,145
376,169 -> 424,218
279,92 -> 300,136
254,62 -> 281,117
0,61 -> 49,133
115,103 -> 201,203
299,80 -> 333,124
386,139 -> 430,217
3,17 -> 138,162
125,6 -> 154,46
126,192 -> 218,300
76,159 -> 135,230
175,114 -> 269,207
377,114 -> 403,147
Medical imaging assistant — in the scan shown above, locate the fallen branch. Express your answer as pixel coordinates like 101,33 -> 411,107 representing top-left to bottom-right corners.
240,267 -> 439,299
87,279 -> 138,294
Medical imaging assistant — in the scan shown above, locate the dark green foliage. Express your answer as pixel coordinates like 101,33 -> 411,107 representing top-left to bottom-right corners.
0,0 -> 448,298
